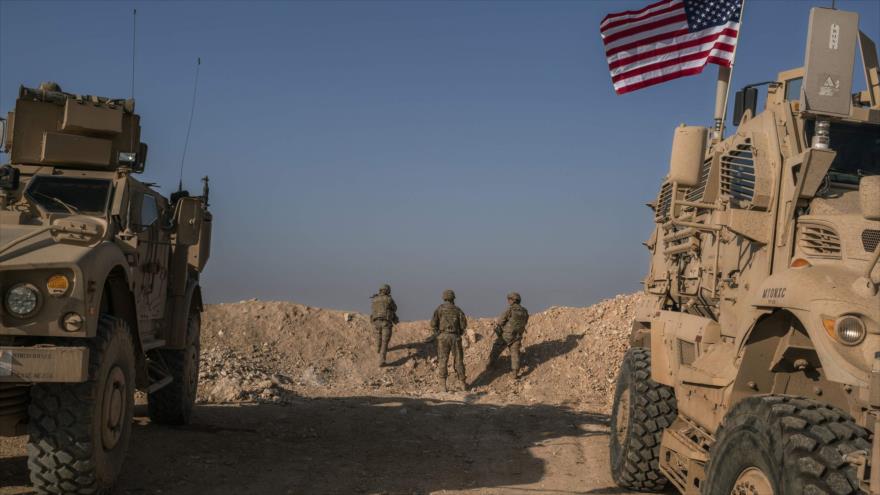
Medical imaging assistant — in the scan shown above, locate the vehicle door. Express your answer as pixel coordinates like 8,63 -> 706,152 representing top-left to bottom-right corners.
128,183 -> 169,321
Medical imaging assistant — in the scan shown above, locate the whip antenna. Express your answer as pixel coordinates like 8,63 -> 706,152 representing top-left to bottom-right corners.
178,57 -> 201,192
130,9 -> 137,100
129,9 -> 137,158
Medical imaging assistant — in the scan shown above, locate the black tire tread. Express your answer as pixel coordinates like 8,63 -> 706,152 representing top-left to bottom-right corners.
147,312 -> 199,425
706,395 -> 873,495
27,315 -> 134,495
611,347 -> 678,492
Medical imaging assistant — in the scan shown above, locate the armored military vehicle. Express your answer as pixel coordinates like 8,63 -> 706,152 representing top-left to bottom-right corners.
0,82 -> 212,493
609,7 -> 879,495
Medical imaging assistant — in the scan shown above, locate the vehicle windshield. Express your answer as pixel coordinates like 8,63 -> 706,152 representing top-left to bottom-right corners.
806,120 -> 880,185
26,176 -> 112,215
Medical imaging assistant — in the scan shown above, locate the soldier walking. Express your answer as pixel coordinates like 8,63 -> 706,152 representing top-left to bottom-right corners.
370,284 -> 399,367
430,289 -> 468,392
489,292 -> 529,378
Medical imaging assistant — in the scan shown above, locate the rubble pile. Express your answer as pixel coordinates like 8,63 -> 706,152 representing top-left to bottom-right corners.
197,293 -> 646,411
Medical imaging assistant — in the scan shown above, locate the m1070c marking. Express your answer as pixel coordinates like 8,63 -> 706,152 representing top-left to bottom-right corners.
762,287 -> 786,299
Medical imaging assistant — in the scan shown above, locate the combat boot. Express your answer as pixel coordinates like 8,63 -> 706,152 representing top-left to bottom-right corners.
441,377 -> 448,392
456,377 -> 467,391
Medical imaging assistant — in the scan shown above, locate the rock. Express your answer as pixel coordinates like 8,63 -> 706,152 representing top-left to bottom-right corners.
197,292 -> 645,412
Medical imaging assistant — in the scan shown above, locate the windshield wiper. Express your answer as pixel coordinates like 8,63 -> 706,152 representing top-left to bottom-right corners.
32,191 -> 80,214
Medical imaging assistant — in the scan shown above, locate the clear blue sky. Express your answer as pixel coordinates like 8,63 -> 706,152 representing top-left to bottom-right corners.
2,0 -> 878,319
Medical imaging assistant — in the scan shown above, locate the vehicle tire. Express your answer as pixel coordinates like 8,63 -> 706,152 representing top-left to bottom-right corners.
27,315 -> 136,495
147,311 -> 200,425
704,395 -> 872,495
609,347 -> 678,491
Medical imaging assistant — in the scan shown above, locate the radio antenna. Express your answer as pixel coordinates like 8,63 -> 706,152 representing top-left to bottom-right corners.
178,57 -> 201,192
130,9 -> 137,100
129,9 -> 138,159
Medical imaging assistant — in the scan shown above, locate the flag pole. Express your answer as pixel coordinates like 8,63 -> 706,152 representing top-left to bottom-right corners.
713,0 -> 747,141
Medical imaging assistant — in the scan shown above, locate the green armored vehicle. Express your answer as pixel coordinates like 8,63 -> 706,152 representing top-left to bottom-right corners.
0,82 -> 212,493
609,7 -> 879,495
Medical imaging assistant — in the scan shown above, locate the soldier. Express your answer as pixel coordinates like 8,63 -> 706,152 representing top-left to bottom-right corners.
488,292 -> 529,378
430,289 -> 468,392
370,284 -> 399,367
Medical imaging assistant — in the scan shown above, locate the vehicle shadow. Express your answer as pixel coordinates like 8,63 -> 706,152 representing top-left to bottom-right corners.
115,395 -> 610,494
470,333 -> 585,388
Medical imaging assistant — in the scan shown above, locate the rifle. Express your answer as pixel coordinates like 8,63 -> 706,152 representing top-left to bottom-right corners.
492,323 -> 503,338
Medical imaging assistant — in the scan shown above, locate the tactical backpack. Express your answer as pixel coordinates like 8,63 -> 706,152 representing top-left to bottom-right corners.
371,295 -> 393,321
507,305 -> 529,335
437,304 -> 462,334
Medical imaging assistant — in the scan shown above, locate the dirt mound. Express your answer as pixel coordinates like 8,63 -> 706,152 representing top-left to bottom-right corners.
198,293 -> 646,411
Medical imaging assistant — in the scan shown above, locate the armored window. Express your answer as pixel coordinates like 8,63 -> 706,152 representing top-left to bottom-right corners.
805,120 -> 880,185
26,176 -> 112,215
138,194 -> 159,229
784,77 -> 803,101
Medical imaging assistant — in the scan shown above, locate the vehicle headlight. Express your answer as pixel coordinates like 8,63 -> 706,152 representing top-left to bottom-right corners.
835,316 -> 866,345
5,283 -> 40,318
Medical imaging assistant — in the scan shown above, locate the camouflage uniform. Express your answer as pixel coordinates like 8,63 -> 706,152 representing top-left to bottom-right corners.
370,284 -> 399,366
430,290 -> 467,391
489,292 -> 529,377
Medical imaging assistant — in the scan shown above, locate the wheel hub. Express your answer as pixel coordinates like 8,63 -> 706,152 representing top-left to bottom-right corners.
732,467 -> 774,495
101,366 -> 127,450
615,388 -> 630,445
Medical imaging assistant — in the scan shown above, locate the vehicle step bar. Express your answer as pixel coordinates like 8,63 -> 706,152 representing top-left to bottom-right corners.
143,375 -> 173,394
141,338 -> 166,352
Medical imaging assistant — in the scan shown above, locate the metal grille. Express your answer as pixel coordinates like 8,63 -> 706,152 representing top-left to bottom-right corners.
798,224 -> 842,258
720,141 -> 755,203
655,182 -> 673,223
685,156 -> 714,202
862,229 -> 880,253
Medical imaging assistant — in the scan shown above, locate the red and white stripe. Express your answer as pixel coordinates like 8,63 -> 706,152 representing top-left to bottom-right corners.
600,0 -> 740,95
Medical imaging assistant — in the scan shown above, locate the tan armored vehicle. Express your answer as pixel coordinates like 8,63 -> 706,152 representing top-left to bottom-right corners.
0,82 -> 212,493
609,7 -> 879,495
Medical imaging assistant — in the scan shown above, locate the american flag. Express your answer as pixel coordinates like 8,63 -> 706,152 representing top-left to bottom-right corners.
601,0 -> 743,95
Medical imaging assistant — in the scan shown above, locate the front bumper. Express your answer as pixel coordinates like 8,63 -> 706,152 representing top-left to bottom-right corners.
0,346 -> 89,383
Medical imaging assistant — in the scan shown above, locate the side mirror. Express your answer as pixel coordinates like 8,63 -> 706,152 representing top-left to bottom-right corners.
0,165 -> 20,191
733,87 -> 758,126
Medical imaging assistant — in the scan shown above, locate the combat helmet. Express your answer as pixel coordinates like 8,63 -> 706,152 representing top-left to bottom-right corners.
442,289 -> 456,302
379,284 -> 391,295
507,292 -> 521,304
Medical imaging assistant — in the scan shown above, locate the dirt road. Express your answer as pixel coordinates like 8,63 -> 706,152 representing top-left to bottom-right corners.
2,295 -> 644,494
2,394 -> 633,495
